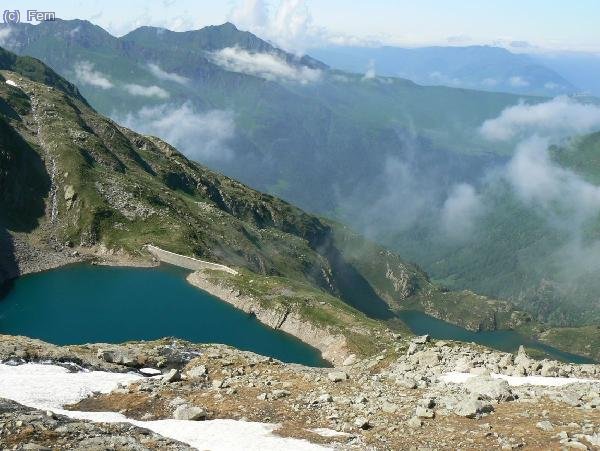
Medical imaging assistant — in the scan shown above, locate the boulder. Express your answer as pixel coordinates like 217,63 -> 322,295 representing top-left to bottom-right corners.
96,349 -> 134,366
407,416 -> 422,428
354,417 -> 371,429
186,365 -> 207,379
417,350 -> 440,367
453,396 -> 494,418
343,354 -> 357,366
415,406 -> 435,419
381,401 -> 398,413
536,420 -> 554,431
270,389 -> 290,400
162,369 -> 181,383
465,376 -> 514,402
407,343 -> 418,355
328,371 -> 348,382
173,405 -> 206,421
413,335 -> 430,344
318,393 -> 333,403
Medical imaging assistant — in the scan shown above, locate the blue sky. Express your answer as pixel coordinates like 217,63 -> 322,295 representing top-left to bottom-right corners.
6,0 -> 600,52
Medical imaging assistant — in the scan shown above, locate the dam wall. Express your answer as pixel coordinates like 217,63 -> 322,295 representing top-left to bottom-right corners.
144,245 -> 238,275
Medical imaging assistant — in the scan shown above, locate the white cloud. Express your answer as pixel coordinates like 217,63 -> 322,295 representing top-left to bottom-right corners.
0,27 -> 12,45
479,98 -> 600,286
446,34 -> 472,44
228,0 -> 326,52
69,26 -> 81,38
506,136 -> 600,219
440,183 -> 484,240
544,82 -> 560,90
508,76 -> 529,87
73,61 -> 113,89
362,60 -> 376,80
147,63 -> 190,85
0,26 -> 17,49
123,83 -> 170,99
211,47 -> 321,84
480,96 -> 600,141
229,0 -> 268,32
119,103 -> 235,162
481,78 -> 498,87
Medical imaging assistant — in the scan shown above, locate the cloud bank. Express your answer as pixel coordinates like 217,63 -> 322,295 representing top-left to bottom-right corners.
211,47 -> 322,84
481,97 -> 600,285
147,63 -> 190,85
123,83 -> 170,99
73,61 -> 113,89
118,103 -> 235,162
440,183 -> 484,241
228,0 -> 328,52
480,96 -> 600,141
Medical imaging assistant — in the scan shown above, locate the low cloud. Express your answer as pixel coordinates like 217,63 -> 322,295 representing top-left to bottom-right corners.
508,76 -> 529,87
118,103 -> 235,162
211,47 -> 322,84
69,26 -> 81,38
481,78 -> 498,87
362,60 -> 376,80
0,27 -> 15,48
480,96 -> 600,141
480,98 -> 600,290
147,63 -> 190,85
440,183 -> 484,241
73,61 -> 113,89
506,136 -> 600,224
123,83 -> 170,99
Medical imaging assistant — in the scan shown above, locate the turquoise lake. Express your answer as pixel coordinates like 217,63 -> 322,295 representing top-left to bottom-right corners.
0,264 -> 327,367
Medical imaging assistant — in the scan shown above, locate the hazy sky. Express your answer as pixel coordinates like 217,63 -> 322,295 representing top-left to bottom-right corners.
7,0 -> 600,52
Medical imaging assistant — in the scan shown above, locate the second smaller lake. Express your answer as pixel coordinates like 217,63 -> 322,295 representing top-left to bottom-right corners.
397,310 -> 594,364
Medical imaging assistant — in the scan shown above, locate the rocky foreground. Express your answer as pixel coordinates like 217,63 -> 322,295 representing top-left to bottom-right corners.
0,335 -> 598,450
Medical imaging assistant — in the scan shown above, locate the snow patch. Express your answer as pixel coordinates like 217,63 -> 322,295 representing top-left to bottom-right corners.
440,371 -> 598,387
5,79 -> 17,87
0,363 -> 329,451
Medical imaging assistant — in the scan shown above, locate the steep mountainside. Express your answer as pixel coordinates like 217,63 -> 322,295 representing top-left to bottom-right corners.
0,19 -> 529,214
0,46 -> 431,361
310,45 -> 577,96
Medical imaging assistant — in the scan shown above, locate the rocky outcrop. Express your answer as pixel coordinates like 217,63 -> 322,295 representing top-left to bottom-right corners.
187,271 -> 350,366
0,398 -> 192,450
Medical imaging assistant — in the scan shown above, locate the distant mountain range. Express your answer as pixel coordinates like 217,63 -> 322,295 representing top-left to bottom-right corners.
309,45 -> 579,97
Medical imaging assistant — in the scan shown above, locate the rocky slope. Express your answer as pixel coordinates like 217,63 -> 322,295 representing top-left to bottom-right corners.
0,335 -> 598,450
